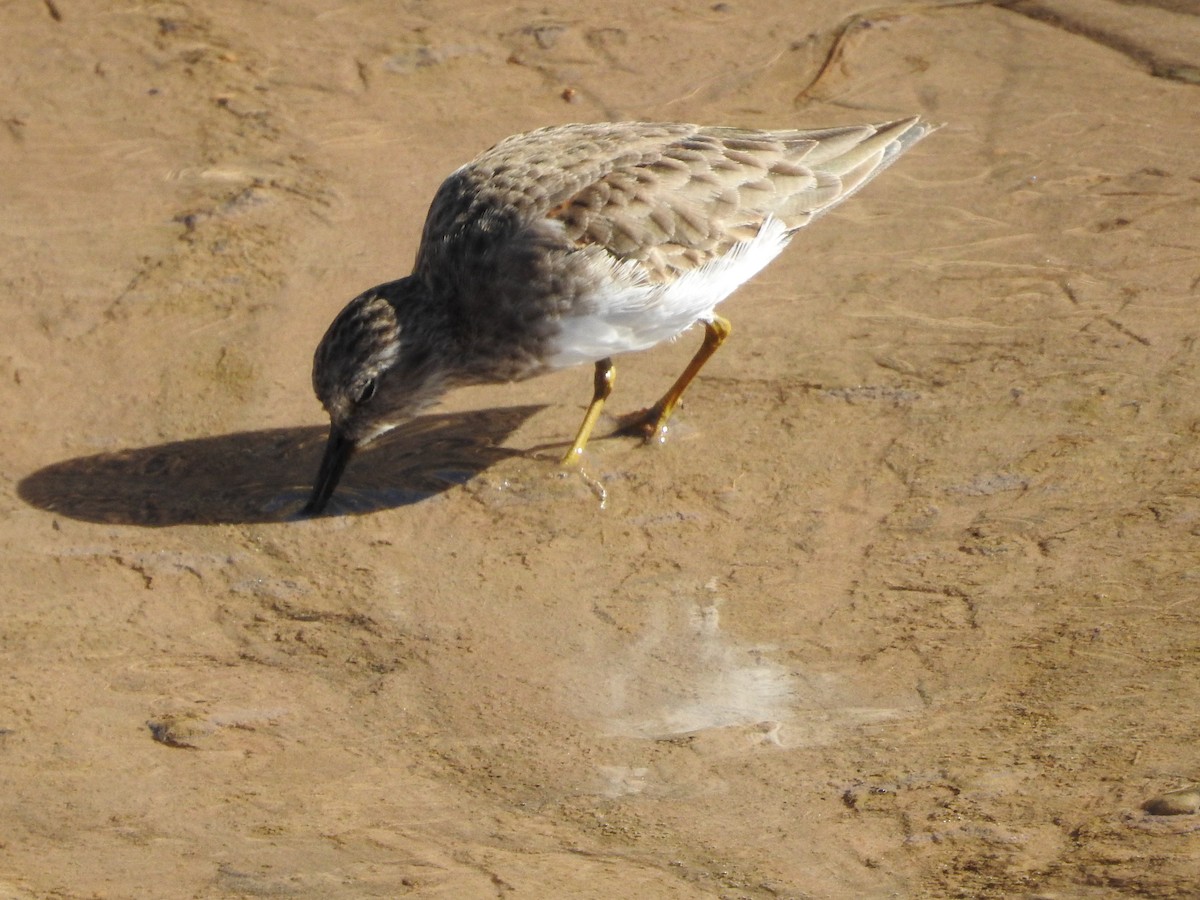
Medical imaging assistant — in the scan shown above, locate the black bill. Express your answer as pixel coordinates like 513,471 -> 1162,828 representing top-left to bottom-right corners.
303,426 -> 356,516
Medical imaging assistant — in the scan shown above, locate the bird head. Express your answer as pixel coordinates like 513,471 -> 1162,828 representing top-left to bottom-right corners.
303,279 -> 447,515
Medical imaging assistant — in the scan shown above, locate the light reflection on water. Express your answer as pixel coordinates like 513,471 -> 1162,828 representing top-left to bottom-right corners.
611,602 -> 792,739
565,596 -> 909,751
591,599 -> 798,741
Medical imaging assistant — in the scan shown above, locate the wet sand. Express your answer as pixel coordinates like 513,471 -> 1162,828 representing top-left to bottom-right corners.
4,1 -> 1200,896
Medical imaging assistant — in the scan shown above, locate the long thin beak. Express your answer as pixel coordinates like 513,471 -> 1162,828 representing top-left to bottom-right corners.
303,426 -> 356,516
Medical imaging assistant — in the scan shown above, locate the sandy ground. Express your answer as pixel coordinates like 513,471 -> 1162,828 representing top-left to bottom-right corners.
3,0 -> 1200,897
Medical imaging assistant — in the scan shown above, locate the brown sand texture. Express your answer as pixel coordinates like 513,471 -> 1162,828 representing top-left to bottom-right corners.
4,1 -> 1200,897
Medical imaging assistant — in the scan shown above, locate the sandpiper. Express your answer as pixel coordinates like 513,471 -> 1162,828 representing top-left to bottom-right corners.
304,117 -> 936,514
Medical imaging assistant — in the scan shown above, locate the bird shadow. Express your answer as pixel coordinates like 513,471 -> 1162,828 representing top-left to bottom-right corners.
17,405 -> 544,526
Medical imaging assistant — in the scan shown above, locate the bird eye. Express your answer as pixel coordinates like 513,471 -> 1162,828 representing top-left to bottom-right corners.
355,378 -> 377,405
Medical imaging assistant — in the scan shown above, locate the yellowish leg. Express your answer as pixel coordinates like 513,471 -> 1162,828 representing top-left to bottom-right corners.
620,315 -> 732,444
561,357 -> 616,465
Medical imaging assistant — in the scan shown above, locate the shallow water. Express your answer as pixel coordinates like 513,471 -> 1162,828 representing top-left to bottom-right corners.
5,1 -> 1200,897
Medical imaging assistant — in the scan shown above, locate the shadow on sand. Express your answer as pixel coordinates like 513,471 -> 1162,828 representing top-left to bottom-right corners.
18,406 -> 544,526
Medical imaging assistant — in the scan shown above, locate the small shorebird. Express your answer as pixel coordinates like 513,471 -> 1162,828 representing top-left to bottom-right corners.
304,117 -> 936,514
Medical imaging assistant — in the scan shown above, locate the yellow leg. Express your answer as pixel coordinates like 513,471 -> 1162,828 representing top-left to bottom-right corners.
620,315 -> 732,444
561,357 -> 615,465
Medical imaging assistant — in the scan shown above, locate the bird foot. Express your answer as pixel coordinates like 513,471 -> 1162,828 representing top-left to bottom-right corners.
612,404 -> 671,445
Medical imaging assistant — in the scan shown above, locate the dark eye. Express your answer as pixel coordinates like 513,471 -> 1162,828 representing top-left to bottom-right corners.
355,378 -> 377,405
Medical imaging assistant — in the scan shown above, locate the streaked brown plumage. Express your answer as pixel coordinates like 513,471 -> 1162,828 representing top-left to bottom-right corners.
305,117 -> 937,514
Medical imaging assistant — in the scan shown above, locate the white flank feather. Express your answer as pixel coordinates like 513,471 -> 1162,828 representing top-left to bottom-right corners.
545,216 -> 792,369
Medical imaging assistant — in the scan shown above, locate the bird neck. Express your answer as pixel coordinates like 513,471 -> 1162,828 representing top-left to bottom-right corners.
378,275 -> 451,347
